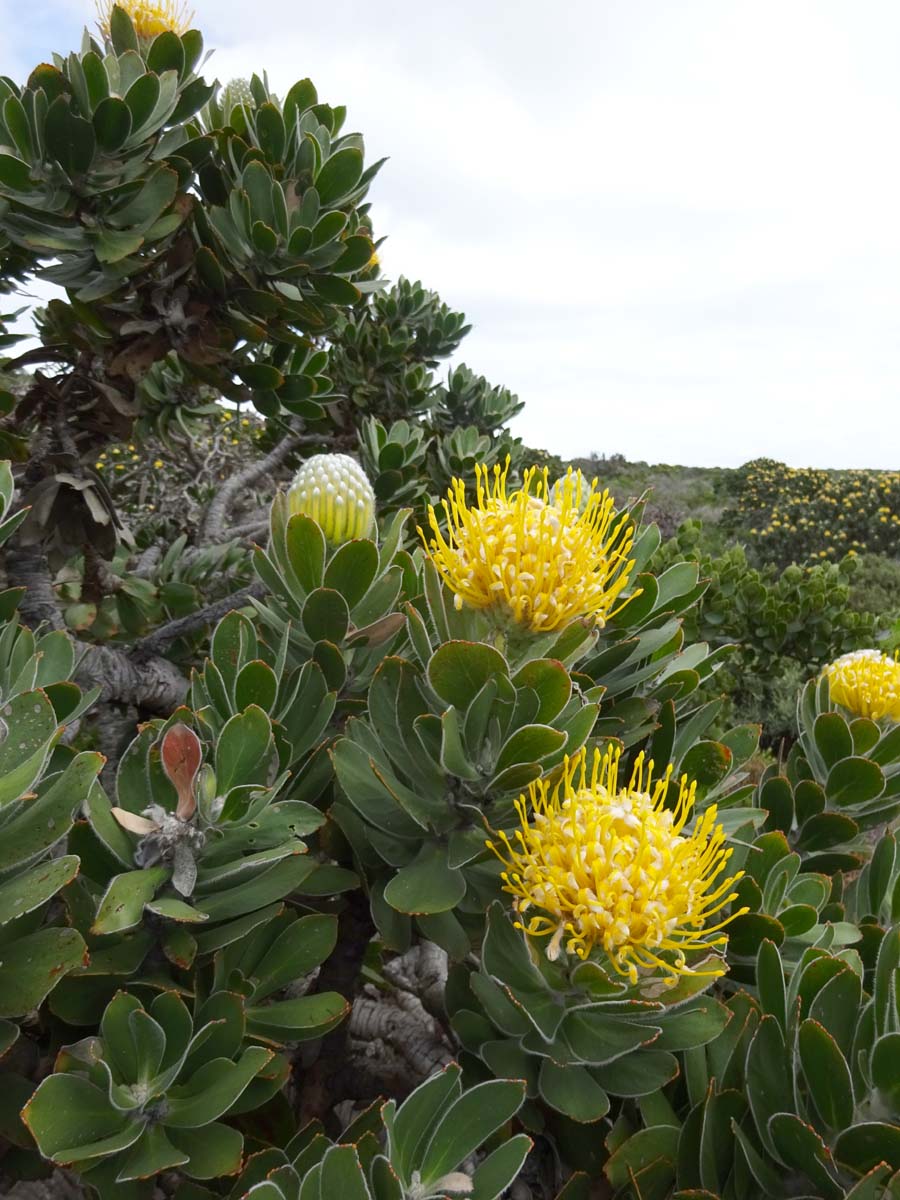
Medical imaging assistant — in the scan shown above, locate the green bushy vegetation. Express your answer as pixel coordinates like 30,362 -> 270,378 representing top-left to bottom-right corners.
723,457 -> 900,566
0,6 -> 898,1200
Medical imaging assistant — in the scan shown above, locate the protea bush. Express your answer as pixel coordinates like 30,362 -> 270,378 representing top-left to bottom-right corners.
0,4 -> 897,1199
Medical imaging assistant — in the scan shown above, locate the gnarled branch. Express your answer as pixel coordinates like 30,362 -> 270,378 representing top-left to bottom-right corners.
199,433 -> 303,541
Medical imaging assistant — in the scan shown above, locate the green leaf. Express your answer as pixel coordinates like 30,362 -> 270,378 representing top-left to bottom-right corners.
834,1123 -> 900,1175
123,72 -> 160,131
768,1113 -> 843,1198
699,1088 -> 747,1194
814,712 -> 853,768
325,539 -> 379,608
383,844 -> 466,915
0,153 -> 32,191
311,274 -> 361,304
538,1060 -> 609,1123
746,1015 -> 789,1160
164,1046 -> 271,1127
653,996 -> 731,1051
798,1018 -> 854,1130
391,1064 -> 462,1181
494,724 -> 566,772
109,3 -> 139,51
429,641 -> 508,710
481,904 -> 565,1041
193,854 -> 315,922
21,1074 -> 132,1163
593,1048 -> 679,1097
92,95 -> 132,151
513,659 -> 571,723
94,227 -> 144,264
244,991 -> 348,1043
238,362 -> 284,389
727,912 -> 785,958
418,1079 -> 525,1187
214,705 -> 272,792
285,514 -> 326,592
255,101 -> 286,163
116,1125 -> 188,1181
146,897 -> 208,923
303,588 -> 350,643
0,855 -> 79,926
562,1009 -> 661,1066
604,1126 -> 679,1191
680,740 -> 732,793
808,966 -> 861,1058
826,756 -> 885,807
843,1164 -> 896,1200
0,926 -> 87,1018
249,913 -> 338,998
439,708 -> 480,782
91,867 -> 169,935
109,165 -> 177,230
44,96 -> 96,174
168,1121 -> 243,1180
470,1133 -> 533,1200
147,30 -> 185,74
316,146 -> 363,203
796,811 -> 859,852
0,688 -> 60,806
234,660 -> 278,712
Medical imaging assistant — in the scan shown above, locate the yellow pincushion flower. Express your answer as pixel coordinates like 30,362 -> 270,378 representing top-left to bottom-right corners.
487,746 -> 745,985
288,453 -> 376,544
97,0 -> 194,38
824,649 -> 900,722
420,462 -> 636,633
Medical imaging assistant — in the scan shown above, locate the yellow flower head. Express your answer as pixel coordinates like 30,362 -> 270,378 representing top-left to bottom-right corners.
288,453 -> 376,543
97,0 -> 194,38
420,462 -> 636,634
824,649 -> 900,722
487,746 -> 745,985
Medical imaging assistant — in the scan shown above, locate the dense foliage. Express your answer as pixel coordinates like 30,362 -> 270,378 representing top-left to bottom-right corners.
0,8 -> 898,1200
723,458 -> 900,567
654,522 -> 881,743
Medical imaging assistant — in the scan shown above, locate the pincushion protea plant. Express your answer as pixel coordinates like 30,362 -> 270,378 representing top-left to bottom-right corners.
420,460 -> 637,633
488,744 -> 747,983
823,648 -> 900,723
96,0 -> 194,37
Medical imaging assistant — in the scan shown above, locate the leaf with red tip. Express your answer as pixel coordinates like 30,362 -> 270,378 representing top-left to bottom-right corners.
160,724 -> 202,820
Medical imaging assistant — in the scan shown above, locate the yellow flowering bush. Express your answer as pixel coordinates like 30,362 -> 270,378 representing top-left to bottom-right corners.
725,457 -> 900,566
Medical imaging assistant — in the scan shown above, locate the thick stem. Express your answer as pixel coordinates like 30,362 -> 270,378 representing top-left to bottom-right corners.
295,889 -> 376,1129
8,546 -> 188,713
199,434 -> 304,541
7,545 -> 65,631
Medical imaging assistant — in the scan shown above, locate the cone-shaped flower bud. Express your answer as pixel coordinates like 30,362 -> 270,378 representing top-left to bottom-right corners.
288,453 -> 376,543
487,745 -> 745,985
824,649 -> 900,722
421,460 -> 636,633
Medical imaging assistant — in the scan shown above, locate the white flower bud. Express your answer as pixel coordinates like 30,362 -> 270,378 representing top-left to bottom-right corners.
288,453 -> 376,543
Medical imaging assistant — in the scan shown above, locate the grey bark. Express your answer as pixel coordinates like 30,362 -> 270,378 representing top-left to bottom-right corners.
199,434 -> 303,541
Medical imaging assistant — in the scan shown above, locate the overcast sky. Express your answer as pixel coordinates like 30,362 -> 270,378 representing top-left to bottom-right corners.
4,0 -> 900,468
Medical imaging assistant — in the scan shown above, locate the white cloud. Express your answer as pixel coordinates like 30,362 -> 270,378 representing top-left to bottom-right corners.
4,0 -> 900,466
